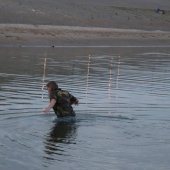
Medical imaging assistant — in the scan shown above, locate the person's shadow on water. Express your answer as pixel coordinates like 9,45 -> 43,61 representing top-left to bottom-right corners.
43,121 -> 77,158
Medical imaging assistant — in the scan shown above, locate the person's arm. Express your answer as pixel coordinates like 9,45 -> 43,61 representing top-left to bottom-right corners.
43,99 -> 56,113
70,94 -> 79,105
73,98 -> 79,105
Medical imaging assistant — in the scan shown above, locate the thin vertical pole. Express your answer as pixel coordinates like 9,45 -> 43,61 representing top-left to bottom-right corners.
86,54 -> 91,104
116,56 -> 120,89
42,57 -> 47,100
108,57 -> 113,100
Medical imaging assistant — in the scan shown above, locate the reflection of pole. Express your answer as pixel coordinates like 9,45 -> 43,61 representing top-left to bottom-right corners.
42,57 -> 47,100
86,55 -> 91,104
115,56 -> 120,107
116,56 -> 120,89
108,57 -> 113,100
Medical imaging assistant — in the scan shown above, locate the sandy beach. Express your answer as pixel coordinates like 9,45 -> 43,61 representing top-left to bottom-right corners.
0,0 -> 170,46
0,24 -> 170,46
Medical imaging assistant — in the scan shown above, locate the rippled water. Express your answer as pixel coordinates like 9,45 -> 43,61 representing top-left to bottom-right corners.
0,47 -> 170,170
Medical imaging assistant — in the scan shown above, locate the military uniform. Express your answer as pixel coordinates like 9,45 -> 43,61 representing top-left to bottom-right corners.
50,89 -> 77,118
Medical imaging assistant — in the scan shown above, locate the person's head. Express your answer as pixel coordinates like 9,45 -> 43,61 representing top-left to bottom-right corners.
46,81 -> 58,93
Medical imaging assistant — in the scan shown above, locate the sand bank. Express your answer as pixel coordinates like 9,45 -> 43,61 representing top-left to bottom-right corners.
0,24 -> 170,46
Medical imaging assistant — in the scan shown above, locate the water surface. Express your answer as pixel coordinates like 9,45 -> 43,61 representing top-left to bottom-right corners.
0,47 -> 170,170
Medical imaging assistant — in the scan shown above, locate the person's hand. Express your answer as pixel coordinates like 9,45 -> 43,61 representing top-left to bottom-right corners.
74,99 -> 79,105
43,100 -> 56,113
43,107 -> 50,113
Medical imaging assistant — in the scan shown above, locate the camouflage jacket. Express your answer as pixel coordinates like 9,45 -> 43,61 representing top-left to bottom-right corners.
50,89 -> 77,117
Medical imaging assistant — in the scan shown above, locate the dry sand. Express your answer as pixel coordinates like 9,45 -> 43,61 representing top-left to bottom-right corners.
0,0 -> 170,30
0,24 -> 170,46
0,0 -> 170,46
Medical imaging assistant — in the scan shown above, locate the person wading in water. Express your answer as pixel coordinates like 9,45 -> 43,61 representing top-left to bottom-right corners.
43,81 -> 79,120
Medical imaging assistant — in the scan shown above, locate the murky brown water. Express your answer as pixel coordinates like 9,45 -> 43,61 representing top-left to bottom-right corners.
0,46 -> 170,170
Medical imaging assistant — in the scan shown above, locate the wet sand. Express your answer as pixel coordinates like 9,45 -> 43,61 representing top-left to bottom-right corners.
0,24 -> 170,46
0,0 -> 170,46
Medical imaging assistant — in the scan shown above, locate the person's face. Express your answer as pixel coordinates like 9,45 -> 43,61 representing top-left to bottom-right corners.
47,87 -> 51,94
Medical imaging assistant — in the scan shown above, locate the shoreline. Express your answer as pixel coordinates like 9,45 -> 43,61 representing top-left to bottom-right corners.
0,24 -> 170,46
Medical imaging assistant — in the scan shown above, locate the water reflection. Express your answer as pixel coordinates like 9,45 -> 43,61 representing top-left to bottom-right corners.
0,47 -> 170,170
42,57 -> 47,100
116,56 -> 121,90
44,122 -> 77,158
85,55 -> 91,104
108,56 -> 113,99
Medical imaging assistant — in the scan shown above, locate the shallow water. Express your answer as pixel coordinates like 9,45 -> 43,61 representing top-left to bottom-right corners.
0,46 -> 170,170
